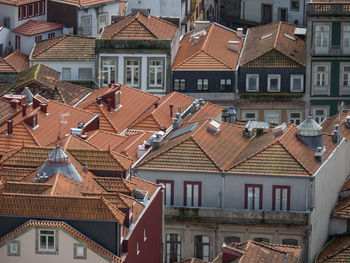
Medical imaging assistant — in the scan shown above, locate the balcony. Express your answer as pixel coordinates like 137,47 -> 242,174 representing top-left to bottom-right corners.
238,92 -> 305,101
165,206 -> 309,227
312,45 -> 350,57
307,3 -> 350,17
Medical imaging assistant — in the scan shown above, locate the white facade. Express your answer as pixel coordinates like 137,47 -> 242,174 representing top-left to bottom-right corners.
0,26 -> 11,56
15,28 -> 63,55
128,0 -> 182,19
30,60 -> 95,81
77,2 -> 120,38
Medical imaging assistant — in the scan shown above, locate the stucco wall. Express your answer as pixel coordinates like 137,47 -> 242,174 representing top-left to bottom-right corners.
0,227 -> 110,263
127,0 -> 181,18
0,27 -> 12,56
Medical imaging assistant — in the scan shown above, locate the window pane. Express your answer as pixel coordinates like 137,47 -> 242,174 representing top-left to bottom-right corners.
165,183 -> 171,205
187,184 -> 192,206
203,244 -> 209,259
270,78 -> 278,90
282,188 -> 288,211
254,187 -> 260,210
224,236 -> 240,244
275,188 -> 280,210
193,184 -> 199,207
293,78 -> 301,91
40,236 -> 46,249
247,187 -> 253,209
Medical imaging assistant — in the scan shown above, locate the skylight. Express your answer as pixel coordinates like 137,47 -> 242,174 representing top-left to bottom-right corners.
260,33 -> 273,40
169,123 -> 198,140
283,33 -> 296,41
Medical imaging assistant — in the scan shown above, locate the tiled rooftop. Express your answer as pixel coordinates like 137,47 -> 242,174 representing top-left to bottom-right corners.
31,35 -> 95,61
172,23 -> 243,71
316,235 -> 350,262
13,20 -> 63,36
240,22 -> 306,67
101,12 -> 177,40
53,0 -> 118,7
3,50 -> 29,72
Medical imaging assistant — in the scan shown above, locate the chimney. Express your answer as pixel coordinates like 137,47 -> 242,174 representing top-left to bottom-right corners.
96,97 -> 102,106
10,99 -> 18,109
21,104 -> 27,117
6,119 -> 13,136
178,106 -> 182,114
228,40 -> 240,52
314,146 -> 325,163
227,107 -> 236,124
191,36 -> 200,45
173,112 -> 183,130
345,116 -> 350,129
332,124 -> 341,144
236,28 -> 243,38
194,21 -> 210,32
40,103 -> 48,114
151,132 -> 163,150
107,98 -> 112,112
154,101 -> 158,109
169,104 -> 173,118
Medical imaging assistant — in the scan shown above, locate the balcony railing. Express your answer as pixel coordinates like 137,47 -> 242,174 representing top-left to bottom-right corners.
165,206 -> 309,227
307,3 -> 350,16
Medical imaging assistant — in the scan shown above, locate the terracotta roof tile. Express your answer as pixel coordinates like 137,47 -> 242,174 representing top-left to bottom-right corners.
184,102 -> 223,123
13,20 -> 63,36
172,23 -> 243,70
1,146 -> 51,167
2,181 -> 52,194
87,130 -> 128,150
101,12 -> 177,40
332,197 -> 350,219
0,167 -> 35,181
0,0 -> 38,6
0,98 -> 18,124
240,22 -> 305,67
94,177 -> 134,193
54,0 -> 116,7
31,35 -> 95,61
3,50 -> 29,72
316,235 -> 350,262
0,58 -> 17,72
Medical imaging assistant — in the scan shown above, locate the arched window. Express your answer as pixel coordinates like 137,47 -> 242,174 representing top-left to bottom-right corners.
253,237 -> 269,243
224,236 -> 241,244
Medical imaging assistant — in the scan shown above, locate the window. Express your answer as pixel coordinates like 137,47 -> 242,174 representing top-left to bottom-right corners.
35,2 -> 40,15
313,108 -> 328,124
40,0 -> 45,15
315,25 -> 329,53
341,64 -> 350,94
144,229 -> 147,241
224,236 -> 240,244
245,184 -> 263,210
184,181 -> 201,207
28,3 -> 34,16
197,79 -> 208,91
137,242 -> 140,255
282,239 -> 298,245
125,58 -> 141,88
156,180 -> 174,206
7,241 -> 20,256
246,74 -> 259,92
98,13 -> 107,34
273,185 -> 290,211
194,235 -> 209,261
174,79 -> 186,91
242,111 -> 258,121
313,64 -> 330,94
35,35 -> 42,42
344,25 -> 350,53
267,74 -> 281,92
101,57 -> 117,85
290,0 -> 299,11
264,110 -> 281,124
48,32 -> 55,39
37,229 -> 57,253
78,68 -> 93,80
166,234 -> 181,263
148,59 -> 163,88
15,35 -> 21,50
18,1 -> 44,20
81,15 -> 92,35
73,244 -> 87,259
253,237 -> 269,243
62,68 -> 71,80
22,6 -> 27,18
220,79 -> 232,91
288,111 -> 302,125
18,7 -> 21,20
290,74 -> 304,92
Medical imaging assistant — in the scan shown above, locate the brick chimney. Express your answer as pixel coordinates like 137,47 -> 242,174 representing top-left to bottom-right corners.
40,103 -> 48,114
169,104 -> 173,118
107,98 -> 112,112
7,119 -> 13,136
22,104 -> 27,117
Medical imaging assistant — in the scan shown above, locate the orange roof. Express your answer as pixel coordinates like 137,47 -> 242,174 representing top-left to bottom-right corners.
322,112 -> 350,141
3,50 -> 29,72
0,0 -> 38,6
172,23 -> 243,70
53,0 -> 116,7
31,35 -> 95,61
13,20 -> 63,36
316,235 -> 350,262
0,98 -> 19,124
87,130 -> 128,150
240,22 -> 306,67
101,12 -> 177,40
0,220 -> 121,262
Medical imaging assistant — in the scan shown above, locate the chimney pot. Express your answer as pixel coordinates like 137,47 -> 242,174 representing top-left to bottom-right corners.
7,119 -> 13,136
107,98 -> 112,112
237,28 -> 243,38
96,97 -> 102,106
40,103 -> 48,114
228,40 -> 240,52
10,99 -> 18,109
169,104 -> 174,118
22,104 -> 27,117
154,101 -> 159,109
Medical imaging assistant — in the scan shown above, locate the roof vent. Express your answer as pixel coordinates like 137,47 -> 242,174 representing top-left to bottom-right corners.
345,116 -> 350,129
283,33 -> 296,41
206,119 -> 221,135
260,33 -> 273,40
294,28 -> 306,36
191,36 -> 200,45
137,141 -> 149,159
236,28 -> 243,38
190,100 -> 201,114
273,123 -> 287,137
227,107 -> 236,124
194,21 -> 210,32
243,121 -> 270,138
228,40 -> 240,52
332,124 -> 342,144
173,112 -> 183,130
151,131 -> 164,150
314,146 -> 326,163
296,116 -> 323,150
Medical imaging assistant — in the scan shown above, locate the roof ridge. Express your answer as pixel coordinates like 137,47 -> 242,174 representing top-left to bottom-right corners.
32,35 -> 67,58
273,21 -> 282,49
202,24 -> 214,51
191,137 -> 222,171
50,173 -> 60,195
131,175 -> 159,188
109,151 -> 133,170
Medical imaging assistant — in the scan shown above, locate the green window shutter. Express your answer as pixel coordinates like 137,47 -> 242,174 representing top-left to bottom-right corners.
332,22 -> 341,47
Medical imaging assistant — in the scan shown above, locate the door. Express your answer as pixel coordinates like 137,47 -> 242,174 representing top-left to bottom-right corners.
279,8 -> 287,22
262,4 -> 272,24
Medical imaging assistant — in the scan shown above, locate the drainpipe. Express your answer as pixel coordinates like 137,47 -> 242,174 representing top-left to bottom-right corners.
221,173 -> 225,208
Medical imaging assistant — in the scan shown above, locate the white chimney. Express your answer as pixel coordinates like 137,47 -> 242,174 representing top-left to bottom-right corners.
194,21 -> 210,32
237,28 -> 243,38
228,40 -> 240,52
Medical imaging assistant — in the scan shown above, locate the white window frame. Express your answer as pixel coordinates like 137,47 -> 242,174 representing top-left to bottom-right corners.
81,15 -> 92,36
312,62 -> 330,95
241,110 -> 258,121
144,229 -> 147,241
290,74 -> 304,92
314,24 -> 330,54
148,59 -> 163,88
98,13 -> 108,34
264,110 -> 281,124
342,23 -> 350,54
267,74 -> 281,92
78,68 -> 93,80
101,57 -> 117,85
312,107 -> 328,124
73,243 -> 87,259
7,240 -> 20,256
340,63 -> 350,95
137,242 -> 140,255
246,74 -> 259,92
37,229 -> 56,253
125,58 -> 141,88
62,67 -> 71,80
287,110 -> 303,125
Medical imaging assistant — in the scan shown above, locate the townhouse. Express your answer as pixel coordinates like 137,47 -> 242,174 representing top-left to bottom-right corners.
305,0 -> 350,122
0,50 -> 28,82
172,21 -> 244,120
30,35 -> 95,85
237,21 -> 306,124
134,103 -> 350,262
96,12 -> 179,96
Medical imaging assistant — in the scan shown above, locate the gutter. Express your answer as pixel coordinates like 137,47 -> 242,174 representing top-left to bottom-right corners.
73,92 -> 92,107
